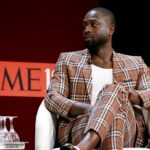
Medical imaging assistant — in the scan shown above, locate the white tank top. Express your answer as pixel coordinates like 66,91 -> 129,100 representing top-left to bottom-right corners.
91,64 -> 113,105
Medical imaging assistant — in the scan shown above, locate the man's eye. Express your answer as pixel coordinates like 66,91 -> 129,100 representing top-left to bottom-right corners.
83,23 -> 87,29
91,22 -> 98,27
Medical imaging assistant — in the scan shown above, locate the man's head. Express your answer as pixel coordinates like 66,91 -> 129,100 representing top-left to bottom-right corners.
82,7 -> 116,53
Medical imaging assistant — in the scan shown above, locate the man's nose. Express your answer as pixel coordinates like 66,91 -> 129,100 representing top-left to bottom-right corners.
84,25 -> 92,33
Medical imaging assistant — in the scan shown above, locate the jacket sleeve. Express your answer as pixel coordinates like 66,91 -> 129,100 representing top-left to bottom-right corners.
135,56 -> 150,108
44,52 -> 75,119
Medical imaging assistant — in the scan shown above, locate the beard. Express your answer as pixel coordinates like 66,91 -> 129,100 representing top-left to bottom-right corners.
84,35 -> 109,54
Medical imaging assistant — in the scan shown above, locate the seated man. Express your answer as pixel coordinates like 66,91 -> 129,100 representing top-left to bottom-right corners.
44,7 -> 150,150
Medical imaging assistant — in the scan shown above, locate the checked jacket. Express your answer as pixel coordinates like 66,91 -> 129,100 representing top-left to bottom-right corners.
45,49 -> 150,148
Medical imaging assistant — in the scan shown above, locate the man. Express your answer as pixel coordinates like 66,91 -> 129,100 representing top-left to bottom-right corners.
44,7 -> 150,150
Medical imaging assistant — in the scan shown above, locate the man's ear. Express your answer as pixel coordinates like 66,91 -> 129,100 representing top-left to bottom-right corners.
109,24 -> 115,35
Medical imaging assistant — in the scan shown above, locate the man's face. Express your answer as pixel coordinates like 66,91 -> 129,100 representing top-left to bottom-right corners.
82,10 -> 113,52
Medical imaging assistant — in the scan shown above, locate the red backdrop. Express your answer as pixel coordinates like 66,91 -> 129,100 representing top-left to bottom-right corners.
0,1 -> 99,149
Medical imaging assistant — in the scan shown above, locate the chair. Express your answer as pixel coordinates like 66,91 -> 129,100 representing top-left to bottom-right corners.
35,100 -> 57,150
35,100 -> 150,150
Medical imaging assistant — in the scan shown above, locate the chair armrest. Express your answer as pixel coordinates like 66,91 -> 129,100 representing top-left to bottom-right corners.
35,100 -> 57,150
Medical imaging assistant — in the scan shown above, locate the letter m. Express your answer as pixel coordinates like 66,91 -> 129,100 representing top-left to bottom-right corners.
1,68 -> 24,90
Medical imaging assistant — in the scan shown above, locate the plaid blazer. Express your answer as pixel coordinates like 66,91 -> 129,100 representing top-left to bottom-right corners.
45,49 -> 150,147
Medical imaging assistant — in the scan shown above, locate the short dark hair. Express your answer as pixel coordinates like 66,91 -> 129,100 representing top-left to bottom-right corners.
88,7 -> 116,26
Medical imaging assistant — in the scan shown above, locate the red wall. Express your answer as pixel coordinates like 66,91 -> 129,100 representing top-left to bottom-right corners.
0,1 -> 99,149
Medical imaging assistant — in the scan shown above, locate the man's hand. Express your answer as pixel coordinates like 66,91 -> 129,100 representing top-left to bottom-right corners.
69,102 -> 93,117
129,91 -> 143,106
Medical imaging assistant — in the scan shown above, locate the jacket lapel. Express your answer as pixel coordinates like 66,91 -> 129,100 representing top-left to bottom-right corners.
81,49 -> 92,102
113,51 -> 132,84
